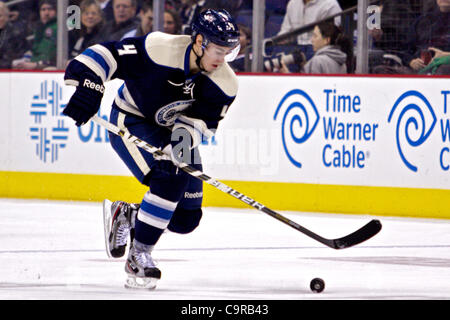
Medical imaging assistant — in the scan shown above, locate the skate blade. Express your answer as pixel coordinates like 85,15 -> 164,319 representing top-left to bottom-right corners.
102,199 -> 113,259
124,275 -> 158,290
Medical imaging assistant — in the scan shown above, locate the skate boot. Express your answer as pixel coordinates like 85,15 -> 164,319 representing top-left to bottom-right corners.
124,240 -> 161,290
103,199 -> 139,258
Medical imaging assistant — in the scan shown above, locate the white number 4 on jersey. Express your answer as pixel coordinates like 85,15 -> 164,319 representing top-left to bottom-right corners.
118,44 -> 137,55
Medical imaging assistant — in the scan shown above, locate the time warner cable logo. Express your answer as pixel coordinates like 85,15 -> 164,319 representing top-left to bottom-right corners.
273,89 -> 320,168
29,80 -> 69,163
387,90 -> 437,172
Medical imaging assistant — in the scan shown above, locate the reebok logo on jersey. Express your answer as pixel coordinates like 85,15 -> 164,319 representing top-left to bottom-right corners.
83,79 -> 105,94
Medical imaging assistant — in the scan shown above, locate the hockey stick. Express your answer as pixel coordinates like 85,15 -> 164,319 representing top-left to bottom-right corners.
92,115 -> 381,249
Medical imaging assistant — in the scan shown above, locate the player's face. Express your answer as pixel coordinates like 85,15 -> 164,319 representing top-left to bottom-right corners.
202,43 -> 238,71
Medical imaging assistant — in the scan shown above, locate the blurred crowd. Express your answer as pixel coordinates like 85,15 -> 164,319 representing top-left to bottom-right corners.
0,0 -> 448,75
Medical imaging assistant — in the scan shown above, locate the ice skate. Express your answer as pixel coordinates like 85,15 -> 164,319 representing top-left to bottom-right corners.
124,240 -> 161,290
103,199 -> 138,258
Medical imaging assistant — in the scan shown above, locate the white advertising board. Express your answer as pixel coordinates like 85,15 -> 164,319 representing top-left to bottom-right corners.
202,75 -> 450,190
1,72 -> 129,175
1,72 -> 449,190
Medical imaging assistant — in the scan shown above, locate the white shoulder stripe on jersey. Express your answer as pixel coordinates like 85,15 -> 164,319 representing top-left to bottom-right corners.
75,54 -> 107,82
89,44 -> 118,81
114,95 -> 145,118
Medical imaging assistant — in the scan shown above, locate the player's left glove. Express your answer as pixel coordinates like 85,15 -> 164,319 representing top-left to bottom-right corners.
152,126 -> 194,176
153,131 -> 189,167
63,73 -> 105,126
153,116 -> 212,173
153,144 -> 182,165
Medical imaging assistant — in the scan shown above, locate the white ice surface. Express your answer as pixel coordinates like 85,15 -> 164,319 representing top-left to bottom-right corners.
1,198 -> 450,300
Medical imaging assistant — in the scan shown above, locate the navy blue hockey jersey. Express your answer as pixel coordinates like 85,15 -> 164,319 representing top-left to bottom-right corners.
64,32 -> 239,140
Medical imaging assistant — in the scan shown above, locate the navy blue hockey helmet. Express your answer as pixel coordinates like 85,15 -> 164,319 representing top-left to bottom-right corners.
191,9 -> 240,48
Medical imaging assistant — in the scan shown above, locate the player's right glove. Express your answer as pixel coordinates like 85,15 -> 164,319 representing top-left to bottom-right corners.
152,128 -> 192,175
63,73 -> 105,126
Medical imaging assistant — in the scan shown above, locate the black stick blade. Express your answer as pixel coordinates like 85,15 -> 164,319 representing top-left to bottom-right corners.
332,219 -> 382,249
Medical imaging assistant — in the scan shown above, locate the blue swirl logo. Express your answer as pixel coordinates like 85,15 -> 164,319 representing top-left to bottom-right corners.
273,89 -> 320,168
388,90 -> 436,172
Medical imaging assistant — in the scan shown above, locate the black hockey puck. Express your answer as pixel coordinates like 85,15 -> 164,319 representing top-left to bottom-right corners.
310,278 -> 325,293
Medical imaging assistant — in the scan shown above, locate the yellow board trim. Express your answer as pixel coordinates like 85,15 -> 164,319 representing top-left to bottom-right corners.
1,171 -> 449,219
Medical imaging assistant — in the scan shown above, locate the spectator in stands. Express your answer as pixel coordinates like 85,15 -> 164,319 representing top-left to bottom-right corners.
369,0 -> 437,74
13,0 -> 57,70
0,2 -> 29,69
97,0 -> 115,22
370,1 -> 419,58
69,0 -> 104,59
180,0 -> 206,35
278,0 -> 342,60
404,0 -> 450,73
423,0 -> 439,12
6,0 -> 39,37
206,0 -> 245,16
99,0 -> 139,41
278,21 -> 352,74
179,0 -> 248,35
419,47 -> 450,74
229,23 -> 251,72
122,1 -> 153,39
163,8 -> 181,34
164,0 -> 182,12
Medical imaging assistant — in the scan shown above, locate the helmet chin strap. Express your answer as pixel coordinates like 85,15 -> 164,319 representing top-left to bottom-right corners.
193,44 -> 206,72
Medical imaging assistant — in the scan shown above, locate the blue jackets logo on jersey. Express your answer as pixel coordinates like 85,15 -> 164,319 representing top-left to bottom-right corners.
387,90 -> 437,172
273,89 -> 320,168
155,99 -> 195,126
29,80 -> 69,163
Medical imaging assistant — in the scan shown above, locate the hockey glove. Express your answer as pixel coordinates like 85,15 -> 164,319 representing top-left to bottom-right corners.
152,127 -> 193,175
151,144 -> 181,176
154,145 -> 182,166
63,74 -> 105,126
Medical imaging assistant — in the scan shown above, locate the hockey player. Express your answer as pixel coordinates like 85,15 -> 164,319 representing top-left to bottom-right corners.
63,9 -> 240,289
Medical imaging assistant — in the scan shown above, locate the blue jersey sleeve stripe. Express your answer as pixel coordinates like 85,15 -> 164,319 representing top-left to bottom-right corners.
90,44 -> 118,81
81,48 -> 111,80
74,54 -> 107,82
